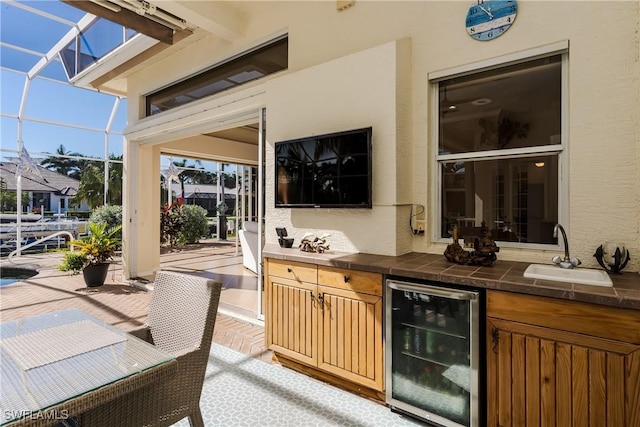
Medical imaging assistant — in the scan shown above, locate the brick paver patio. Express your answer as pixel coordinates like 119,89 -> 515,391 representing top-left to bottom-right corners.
0,241 -> 272,362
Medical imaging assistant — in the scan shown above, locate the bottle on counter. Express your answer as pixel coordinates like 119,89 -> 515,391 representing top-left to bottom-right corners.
425,330 -> 435,356
403,329 -> 412,352
414,328 -> 422,354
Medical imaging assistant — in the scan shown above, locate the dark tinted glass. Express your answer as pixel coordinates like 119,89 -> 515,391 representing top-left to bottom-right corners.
441,155 -> 558,244
275,128 -> 372,208
147,37 -> 288,116
439,55 -> 561,155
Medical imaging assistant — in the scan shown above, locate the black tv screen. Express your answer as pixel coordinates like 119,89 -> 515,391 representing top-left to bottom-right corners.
275,127 -> 372,208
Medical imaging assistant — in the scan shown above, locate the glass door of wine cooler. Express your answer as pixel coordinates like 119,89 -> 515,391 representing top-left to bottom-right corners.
385,280 -> 480,427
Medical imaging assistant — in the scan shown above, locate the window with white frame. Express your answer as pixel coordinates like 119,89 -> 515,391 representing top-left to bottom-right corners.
434,51 -> 566,245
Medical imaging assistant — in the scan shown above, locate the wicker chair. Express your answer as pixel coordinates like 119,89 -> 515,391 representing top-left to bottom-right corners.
80,271 -> 222,427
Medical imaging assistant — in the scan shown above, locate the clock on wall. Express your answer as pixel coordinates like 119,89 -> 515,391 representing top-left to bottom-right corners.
466,0 -> 518,41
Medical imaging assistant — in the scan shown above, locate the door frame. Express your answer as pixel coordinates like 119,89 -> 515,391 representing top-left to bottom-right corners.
126,87 -> 267,320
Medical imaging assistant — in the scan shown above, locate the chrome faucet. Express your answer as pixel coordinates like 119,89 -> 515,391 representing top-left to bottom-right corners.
552,224 -> 581,268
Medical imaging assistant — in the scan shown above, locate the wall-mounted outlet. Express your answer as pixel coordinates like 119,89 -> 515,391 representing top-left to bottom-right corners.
411,205 -> 426,235
412,204 -> 425,221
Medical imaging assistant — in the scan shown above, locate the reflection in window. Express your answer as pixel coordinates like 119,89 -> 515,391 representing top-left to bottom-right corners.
32,192 -> 51,212
441,156 -> 558,244
436,53 -> 564,245
439,56 -> 561,155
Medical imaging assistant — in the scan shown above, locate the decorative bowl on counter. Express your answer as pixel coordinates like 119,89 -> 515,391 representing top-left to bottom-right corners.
594,242 -> 630,274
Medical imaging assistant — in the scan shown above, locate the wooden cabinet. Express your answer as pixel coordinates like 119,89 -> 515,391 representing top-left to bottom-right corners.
318,288 -> 382,389
265,259 -> 384,393
268,275 -> 318,366
266,260 -> 318,366
486,290 -> 640,427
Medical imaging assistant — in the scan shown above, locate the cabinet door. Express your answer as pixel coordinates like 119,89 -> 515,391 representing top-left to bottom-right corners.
317,285 -> 384,391
487,318 -> 640,427
267,276 -> 318,367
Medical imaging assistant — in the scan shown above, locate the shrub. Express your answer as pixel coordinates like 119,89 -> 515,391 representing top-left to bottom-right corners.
90,205 -> 122,241
180,205 -> 210,244
161,201 -> 184,246
58,252 -> 88,274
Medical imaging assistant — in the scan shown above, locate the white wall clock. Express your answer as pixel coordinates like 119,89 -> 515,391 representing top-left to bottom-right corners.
466,0 -> 518,41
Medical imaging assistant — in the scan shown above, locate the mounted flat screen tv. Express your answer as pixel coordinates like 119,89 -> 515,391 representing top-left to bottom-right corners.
275,127 -> 372,208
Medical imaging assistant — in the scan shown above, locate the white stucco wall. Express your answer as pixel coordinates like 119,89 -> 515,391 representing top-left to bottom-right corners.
123,1 -> 639,272
265,39 -> 412,255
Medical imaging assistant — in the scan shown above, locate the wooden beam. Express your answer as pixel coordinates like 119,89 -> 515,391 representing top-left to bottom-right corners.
62,0 -> 174,44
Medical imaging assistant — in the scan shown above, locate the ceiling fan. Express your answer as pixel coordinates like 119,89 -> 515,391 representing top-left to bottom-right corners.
439,86 -> 485,115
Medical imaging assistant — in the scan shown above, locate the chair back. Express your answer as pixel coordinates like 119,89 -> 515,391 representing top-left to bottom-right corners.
147,271 -> 222,355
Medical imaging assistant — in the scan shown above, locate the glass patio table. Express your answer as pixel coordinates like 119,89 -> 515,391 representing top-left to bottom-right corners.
0,309 -> 176,426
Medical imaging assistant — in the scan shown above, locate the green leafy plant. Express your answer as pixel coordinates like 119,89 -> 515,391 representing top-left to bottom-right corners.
160,200 -> 184,247
58,252 -> 88,274
180,205 -> 209,244
70,222 -> 122,266
89,205 -> 123,241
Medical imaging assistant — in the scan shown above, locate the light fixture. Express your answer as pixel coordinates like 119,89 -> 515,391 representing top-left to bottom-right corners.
471,98 -> 492,106
440,86 -> 458,113
535,162 -> 545,168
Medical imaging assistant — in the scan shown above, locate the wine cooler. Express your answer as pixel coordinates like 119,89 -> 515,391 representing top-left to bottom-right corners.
385,279 -> 482,427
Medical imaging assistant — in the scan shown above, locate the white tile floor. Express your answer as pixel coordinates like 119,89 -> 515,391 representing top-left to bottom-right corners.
175,343 -> 427,427
159,241 -> 261,320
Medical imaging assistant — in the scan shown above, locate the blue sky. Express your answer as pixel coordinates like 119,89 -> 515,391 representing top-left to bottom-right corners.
1,1 -> 126,160
1,70 -> 127,159
1,1 -> 232,174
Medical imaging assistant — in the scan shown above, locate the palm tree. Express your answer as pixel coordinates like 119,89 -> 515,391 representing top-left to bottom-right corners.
70,155 -> 123,208
40,144 -> 82,178
107,155 -> 123,205
170,158 -> 202,198
72,164 -> 103,209
191,169 -> 216,185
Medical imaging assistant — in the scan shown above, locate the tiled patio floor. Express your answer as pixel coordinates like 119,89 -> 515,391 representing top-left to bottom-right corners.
0,240 -> 272,363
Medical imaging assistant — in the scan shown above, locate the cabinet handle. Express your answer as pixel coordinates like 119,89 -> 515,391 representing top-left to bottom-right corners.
343,275 -> 349,283
310,290 -> 315,306
318,293 -> 324,305
491,327 -> 499,354
287,267 -> 292,273
388,280 -> 476,300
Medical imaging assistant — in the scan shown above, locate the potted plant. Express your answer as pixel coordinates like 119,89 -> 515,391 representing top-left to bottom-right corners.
58,252 -> 88,275
68,222 -> 122,287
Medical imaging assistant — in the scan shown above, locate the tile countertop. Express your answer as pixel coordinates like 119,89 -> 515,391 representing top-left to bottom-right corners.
263,244 -> 640,311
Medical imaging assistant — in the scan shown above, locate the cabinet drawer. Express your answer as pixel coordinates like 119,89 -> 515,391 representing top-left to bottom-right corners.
318,266 -> 382,296
487,290 -> 640,344
268,259 -> 317,283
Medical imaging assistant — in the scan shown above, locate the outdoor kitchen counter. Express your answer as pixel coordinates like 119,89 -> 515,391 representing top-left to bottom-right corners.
263,244 -> 640,311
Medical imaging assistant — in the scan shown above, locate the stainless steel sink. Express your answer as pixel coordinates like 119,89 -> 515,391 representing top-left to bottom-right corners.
524,264 -> 613,287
